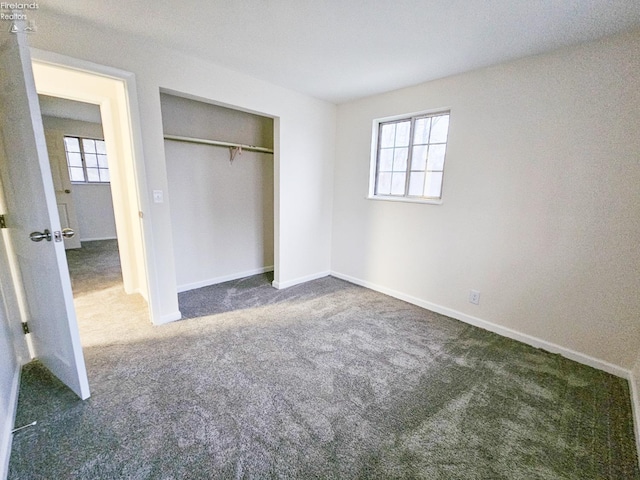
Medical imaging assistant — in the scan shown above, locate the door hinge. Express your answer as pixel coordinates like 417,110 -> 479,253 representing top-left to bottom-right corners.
0,214 -> 6,228
22,322 -> 29,334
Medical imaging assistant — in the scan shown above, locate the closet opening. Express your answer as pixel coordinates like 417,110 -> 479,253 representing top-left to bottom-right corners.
159,92 -> 275,293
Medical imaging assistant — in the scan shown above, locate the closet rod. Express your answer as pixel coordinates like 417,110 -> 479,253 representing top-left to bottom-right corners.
164,134 -> 274,154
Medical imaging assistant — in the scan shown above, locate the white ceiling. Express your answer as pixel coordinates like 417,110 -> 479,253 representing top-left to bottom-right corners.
41,1 -> 640,104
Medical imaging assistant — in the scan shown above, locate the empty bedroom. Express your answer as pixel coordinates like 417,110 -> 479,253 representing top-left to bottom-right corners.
1,1 -> 639,479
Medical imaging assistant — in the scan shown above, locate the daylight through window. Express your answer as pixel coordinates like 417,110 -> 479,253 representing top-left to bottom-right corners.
63,136 -> 110,183
373,111 -> 449,201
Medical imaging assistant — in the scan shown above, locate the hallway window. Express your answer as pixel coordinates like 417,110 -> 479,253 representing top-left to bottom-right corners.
63,136 -> 110,183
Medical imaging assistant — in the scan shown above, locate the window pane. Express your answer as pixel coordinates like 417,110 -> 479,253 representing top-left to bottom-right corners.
95,140 -> 107,154
427,144 -> 447,171
377,172 -> 392,195
413,118 -> 431,144
408,172 -> 425,196
99,169 -> 110,182
66,152 -> 82,167
379,149 -> 393,171
97,154 -> 108,168
430,115 -> 449,143
85,153 -> 98,168
411,145 -> 428,171
64,137 -> 80,152
424,172 -> 444,198
374,112 -> 449,201
393,147 -> 408,171
82,139 -> 96,153
391,173 -> 406,195
69,167 -> 85,182
87,168 -> 100,182
380,123 -> 396,148
395,121 -> 411,147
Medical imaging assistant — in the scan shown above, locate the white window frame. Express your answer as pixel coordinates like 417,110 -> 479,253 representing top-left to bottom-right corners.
368,108 -> 450,205
63,135 -> 111,184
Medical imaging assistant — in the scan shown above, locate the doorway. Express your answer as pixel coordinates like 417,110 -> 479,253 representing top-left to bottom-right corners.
37,95 -> 151,347
29,54 -> 155,322
39,95 -> 115,250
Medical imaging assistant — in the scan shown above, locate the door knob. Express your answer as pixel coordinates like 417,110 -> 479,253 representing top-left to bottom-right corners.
30,229 -> 52,242
61,228 -> 75,238
64,189 -> 71,194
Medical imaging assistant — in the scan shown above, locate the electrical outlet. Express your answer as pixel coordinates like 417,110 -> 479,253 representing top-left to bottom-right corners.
469,290 -> 480,305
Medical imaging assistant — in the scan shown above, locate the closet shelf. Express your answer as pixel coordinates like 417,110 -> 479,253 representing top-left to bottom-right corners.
164,134 -> 274,154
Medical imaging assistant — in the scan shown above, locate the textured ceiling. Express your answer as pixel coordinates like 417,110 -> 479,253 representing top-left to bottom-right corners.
39,1 -> 640,103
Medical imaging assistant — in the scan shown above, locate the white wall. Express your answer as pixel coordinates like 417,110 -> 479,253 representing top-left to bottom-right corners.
39,94 -> 102,123
332,30 -> 640,370
31,8 -> 335,319
41,113 -> 102,138
72,185 -> 117,241
41,116 -> 117,241
161,93 -> 274,291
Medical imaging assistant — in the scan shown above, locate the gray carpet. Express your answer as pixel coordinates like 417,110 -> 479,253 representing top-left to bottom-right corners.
8,240 -> 639,479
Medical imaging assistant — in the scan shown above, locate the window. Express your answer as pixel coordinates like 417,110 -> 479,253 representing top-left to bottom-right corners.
63,136 -> 110,183
371,111 -> 449,202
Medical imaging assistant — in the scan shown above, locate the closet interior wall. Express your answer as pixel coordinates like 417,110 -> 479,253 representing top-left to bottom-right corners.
160,93 -> 274,292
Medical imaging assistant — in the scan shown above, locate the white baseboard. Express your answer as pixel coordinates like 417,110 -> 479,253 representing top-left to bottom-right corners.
152,310 -> 182,326
1,364 -> 21,480
272,270 -> 330,290
330,271 -> 630,379
80,236 -> 117,242
177,266 -> 275,293
628,370 -> 640,466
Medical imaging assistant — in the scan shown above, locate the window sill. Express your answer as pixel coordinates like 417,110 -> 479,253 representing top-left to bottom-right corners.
71,182 -> 111,185
366,195 -> 442,205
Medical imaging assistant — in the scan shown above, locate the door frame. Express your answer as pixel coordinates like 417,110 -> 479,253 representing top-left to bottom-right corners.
29,49 -> 159,323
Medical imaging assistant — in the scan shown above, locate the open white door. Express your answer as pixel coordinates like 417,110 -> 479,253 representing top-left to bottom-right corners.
44,131 -> 82,250
0,29 -> 89,399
